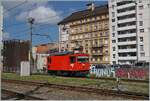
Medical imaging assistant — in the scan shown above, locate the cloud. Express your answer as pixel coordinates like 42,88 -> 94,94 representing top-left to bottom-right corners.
2,0 -> 49,18
2,0 -> 48,10
16,6 -> 62,24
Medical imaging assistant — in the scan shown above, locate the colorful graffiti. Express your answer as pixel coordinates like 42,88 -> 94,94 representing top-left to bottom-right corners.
116,68 -> 149,79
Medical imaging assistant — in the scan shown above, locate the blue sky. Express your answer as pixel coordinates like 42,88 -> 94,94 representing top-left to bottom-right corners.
2,0 -> 107,46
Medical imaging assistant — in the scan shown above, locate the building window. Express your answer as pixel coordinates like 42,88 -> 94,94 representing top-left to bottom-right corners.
105,32 -> 108,36
100,33 -> 103,36
113,54 -> 115,58
112,19 -> 115,22
139,5 -> 143,10
148,4 -> 150,8
94,24 -> 97,29
140,45 -> 144,51
140,52 -> 145,57
95,41 -> 98,45
139,13 -> 143,19
140,29 -> 144,32
66,44 -> 69,48
139,0 -> 142,3
113,47 -> 115,51
111,0 -> 115,2
112,40 -> 116,43
112,26 -> 115,31
112,12 -> 115,18
112,33 -> 115,37
139,21 -> 143,26
140,37 -> 143,42
86,50 -> 88,53
112,5 -> 115,9
113,61 -> 116,64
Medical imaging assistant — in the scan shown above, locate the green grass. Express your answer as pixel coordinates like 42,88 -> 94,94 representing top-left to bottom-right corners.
1,73 -> 149,94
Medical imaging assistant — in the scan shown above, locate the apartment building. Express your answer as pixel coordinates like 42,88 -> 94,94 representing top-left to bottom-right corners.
109,0 -> 150,65
58,4 -> 110,65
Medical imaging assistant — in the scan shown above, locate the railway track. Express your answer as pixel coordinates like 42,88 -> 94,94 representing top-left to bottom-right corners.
1,89 -> 45,100
2,79 -> 149,100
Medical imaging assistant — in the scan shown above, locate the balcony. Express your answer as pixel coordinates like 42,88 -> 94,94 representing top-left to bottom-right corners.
92,52 -> 103,56
117,3 -> 135,10
118,18 -> 136,24
118,48 -> 136,53
117,25 -> 136,31
118,33 -> 136,38
118,41 -> 136,45
117,10 -> 136,17
91,61 -> 109,64
92,44 -> 104,48
118,56 -> 137,60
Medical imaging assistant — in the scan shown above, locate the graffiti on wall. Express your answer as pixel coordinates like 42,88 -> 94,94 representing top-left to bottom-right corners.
115,68 -> 149,79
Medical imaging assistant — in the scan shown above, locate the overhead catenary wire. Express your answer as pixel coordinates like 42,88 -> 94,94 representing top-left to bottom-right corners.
3,1 -> 76,44
3,0 -> 28,14
3,0 -> 86,29
4,1 -> 36,28
32,34 -> 53,42
4,9 -> 72,29
10,23 -> 54,43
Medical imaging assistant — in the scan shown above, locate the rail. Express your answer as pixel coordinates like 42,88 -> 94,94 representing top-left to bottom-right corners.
2,89 -> 45,100
2,79 -> 149,100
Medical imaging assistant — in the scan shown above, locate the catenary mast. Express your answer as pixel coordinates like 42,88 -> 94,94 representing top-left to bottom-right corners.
0,1 -> 3,70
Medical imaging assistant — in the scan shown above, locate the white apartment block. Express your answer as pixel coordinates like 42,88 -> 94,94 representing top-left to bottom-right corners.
109,0 -> 150,65
58,23 -> 70,52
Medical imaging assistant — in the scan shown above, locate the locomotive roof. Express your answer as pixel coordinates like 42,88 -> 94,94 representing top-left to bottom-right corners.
49,51 -> 73,56
49,51 -> 88,56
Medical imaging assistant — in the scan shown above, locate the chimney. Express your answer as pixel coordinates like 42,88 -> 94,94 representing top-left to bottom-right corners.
86,2 -> 95,11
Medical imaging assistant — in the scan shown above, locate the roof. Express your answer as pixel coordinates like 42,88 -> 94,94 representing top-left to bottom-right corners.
34,42 -> 58,47
58,4 -> 108,25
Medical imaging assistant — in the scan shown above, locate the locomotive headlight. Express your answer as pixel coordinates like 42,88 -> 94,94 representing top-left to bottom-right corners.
82,64 -> 85,66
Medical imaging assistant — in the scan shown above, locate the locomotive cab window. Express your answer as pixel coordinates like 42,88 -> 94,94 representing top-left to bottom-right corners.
77,56 -> 89,63
70,56 -> 76,63
47,57 -> 51,63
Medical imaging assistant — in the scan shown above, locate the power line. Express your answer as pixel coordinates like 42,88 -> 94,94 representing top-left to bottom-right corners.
4,1 -> 36,28
32,34 -> 53,42
3,0 -> 28,14
4,7 -> 71,30
4,10 -> 67,29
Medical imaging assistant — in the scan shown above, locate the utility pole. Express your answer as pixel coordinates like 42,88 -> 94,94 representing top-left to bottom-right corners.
0,1 -> 3,71
28,17 -> 35,74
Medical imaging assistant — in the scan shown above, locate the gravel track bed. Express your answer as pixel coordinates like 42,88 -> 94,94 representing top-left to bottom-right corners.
2,82 -> 128,100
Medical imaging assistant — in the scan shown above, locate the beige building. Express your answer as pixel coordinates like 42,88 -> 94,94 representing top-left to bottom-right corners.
58,4 -> 110,65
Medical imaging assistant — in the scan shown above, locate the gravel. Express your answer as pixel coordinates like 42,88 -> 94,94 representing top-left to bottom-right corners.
2,82 -> 129,100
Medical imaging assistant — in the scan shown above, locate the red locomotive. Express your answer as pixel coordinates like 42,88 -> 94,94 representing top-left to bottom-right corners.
47,52 -> 90,76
